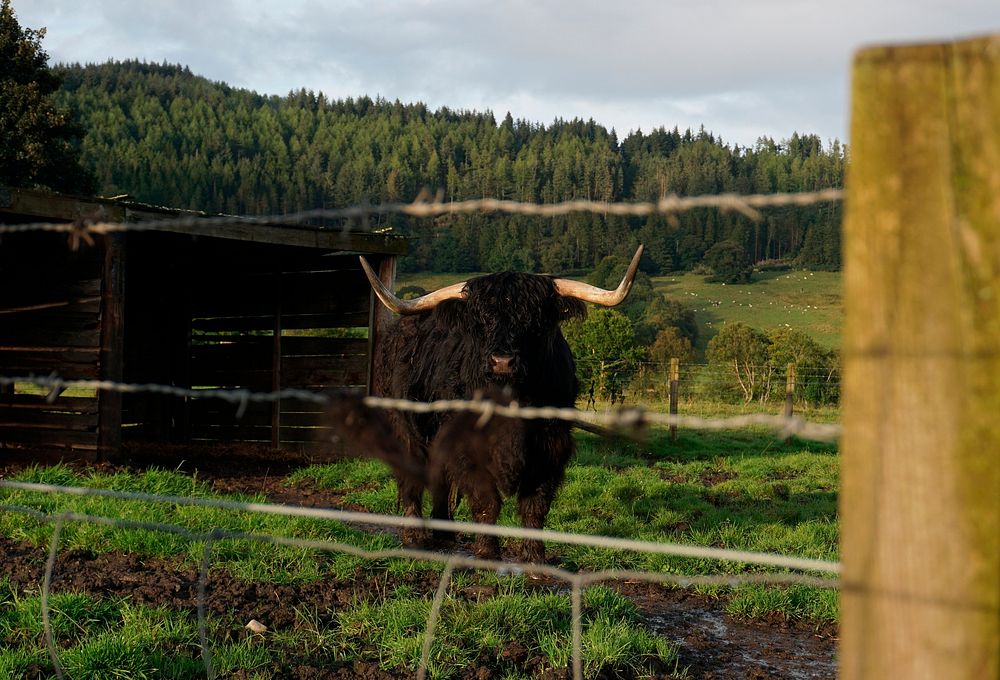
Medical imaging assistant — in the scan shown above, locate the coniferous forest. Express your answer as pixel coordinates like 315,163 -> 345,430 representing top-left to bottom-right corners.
54,60 -> 846,274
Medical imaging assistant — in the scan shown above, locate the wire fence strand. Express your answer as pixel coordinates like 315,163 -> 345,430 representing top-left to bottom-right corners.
0,374 -> 842,443
0,189 -> 844,238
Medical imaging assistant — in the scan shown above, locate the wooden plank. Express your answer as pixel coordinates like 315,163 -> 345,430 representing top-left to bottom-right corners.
0,395 -> 99,413
191,338 -> 272,363
187,406 -> 325,428
188,354 -> 368,389
0,349 -> 100,378
191,311 -> 370,333
0,427 -> 99,448
191,336 -> 367,358
841,35 -> 1000,680
0,308 -> 101,329
0,188 -> 408,253
174,221 -> 409,254
190,424 -> 333,443
282,354 -> 369,387
0,409 -> 99,430
0,188 -> 127,223
190,341 -> 367,373
0,297 -> 101,317
0,277 -> 101,305
282,336 -> 368,356
186,240 -> 368,273
0,328 -> 101,348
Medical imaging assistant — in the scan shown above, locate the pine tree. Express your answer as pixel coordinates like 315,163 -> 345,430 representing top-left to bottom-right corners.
0,0 -> 94,192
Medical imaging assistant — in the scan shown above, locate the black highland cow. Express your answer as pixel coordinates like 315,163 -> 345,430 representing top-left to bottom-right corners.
359,245 -> 643,561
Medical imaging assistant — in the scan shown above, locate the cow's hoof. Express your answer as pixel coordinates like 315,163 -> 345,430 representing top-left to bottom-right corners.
402,527 -> 431,547
430,530 -> 457,548
471,537 -> 501,560
519,540 -> 546,564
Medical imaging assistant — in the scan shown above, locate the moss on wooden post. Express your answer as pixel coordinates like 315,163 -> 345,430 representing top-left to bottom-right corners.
841,35 -> 1000,679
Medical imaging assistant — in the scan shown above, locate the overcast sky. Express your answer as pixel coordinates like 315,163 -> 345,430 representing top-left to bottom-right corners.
16,1 -> 1000,148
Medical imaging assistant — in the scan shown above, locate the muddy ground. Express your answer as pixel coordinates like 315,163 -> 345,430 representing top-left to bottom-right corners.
0,446 -> 837,679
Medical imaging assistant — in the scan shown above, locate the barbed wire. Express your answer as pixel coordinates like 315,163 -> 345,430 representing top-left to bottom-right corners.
0,189 -> 844,238
0,493 -> 839,680
0,373 -> 842,442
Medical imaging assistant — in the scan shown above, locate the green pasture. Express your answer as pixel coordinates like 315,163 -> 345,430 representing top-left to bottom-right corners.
0,419 -> 838,678
652,269 -> 842,354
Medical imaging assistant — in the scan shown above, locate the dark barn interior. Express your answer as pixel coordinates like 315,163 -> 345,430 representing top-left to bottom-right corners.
0,187 -> 405,460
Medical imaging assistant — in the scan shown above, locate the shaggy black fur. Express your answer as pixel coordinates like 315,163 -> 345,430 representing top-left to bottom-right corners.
372,272 -> 586,561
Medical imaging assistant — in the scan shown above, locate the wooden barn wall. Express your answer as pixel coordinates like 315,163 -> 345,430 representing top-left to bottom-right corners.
0,231 -> 104,454
123,234 -> 379,453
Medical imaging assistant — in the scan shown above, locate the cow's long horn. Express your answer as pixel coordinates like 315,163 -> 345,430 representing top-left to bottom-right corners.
553,244 -> 644,306
360,257 -> 467,314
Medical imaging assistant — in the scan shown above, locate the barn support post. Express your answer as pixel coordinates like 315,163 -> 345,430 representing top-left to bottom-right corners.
841,35 -> 1000,679
367,256 -> 396,395
271,267 -> 282,449
97,233 -> 126,460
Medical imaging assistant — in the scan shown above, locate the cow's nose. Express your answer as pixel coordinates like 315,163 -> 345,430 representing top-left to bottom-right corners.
489,354 -> 516,375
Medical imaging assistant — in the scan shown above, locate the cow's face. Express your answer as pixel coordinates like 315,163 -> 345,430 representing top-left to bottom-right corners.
458,274 -> 583,385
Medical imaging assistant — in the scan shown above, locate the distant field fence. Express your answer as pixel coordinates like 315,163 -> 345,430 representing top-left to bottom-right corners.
579,360 -> 841,411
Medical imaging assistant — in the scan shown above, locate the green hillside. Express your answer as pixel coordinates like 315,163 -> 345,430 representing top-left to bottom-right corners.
653,269 -> 842,354
45,60 -> 844,275
398,268 -> 842,358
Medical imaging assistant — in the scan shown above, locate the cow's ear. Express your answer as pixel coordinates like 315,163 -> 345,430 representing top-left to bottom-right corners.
557,297 -> 587,321
433,298 -> 468,326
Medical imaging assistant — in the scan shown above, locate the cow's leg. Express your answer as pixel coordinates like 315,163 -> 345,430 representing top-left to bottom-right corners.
467,487 -> 503,559
516,481 -> 559,563
396,473 -> 429,547
516,424 -> 572,563
428,465 -> 457,546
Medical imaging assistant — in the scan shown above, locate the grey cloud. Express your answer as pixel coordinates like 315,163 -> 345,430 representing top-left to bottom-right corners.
15,0 -> 1000,145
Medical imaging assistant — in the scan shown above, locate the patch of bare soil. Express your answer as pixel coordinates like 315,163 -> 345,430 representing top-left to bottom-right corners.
1,446 -> 837,678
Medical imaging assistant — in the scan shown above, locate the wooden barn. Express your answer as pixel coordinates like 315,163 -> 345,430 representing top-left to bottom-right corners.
0,187 -> 406,460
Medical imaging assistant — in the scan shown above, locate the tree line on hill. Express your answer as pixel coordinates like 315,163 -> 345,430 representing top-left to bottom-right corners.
3,2 -> 843,405
48,60 -> 845,275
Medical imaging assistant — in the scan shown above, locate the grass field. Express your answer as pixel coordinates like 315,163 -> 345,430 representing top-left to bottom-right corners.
0,418 -> 838,678
652,270 -> 842,354
399,268 -> 843,358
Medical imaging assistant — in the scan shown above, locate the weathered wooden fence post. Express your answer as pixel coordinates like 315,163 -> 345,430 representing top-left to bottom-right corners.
669,357 -> 679,441
841,34 -> 1000,679
783,363 -> 796,419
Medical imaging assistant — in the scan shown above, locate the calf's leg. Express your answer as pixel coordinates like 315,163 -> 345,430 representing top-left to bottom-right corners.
467,486 -> 503,559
